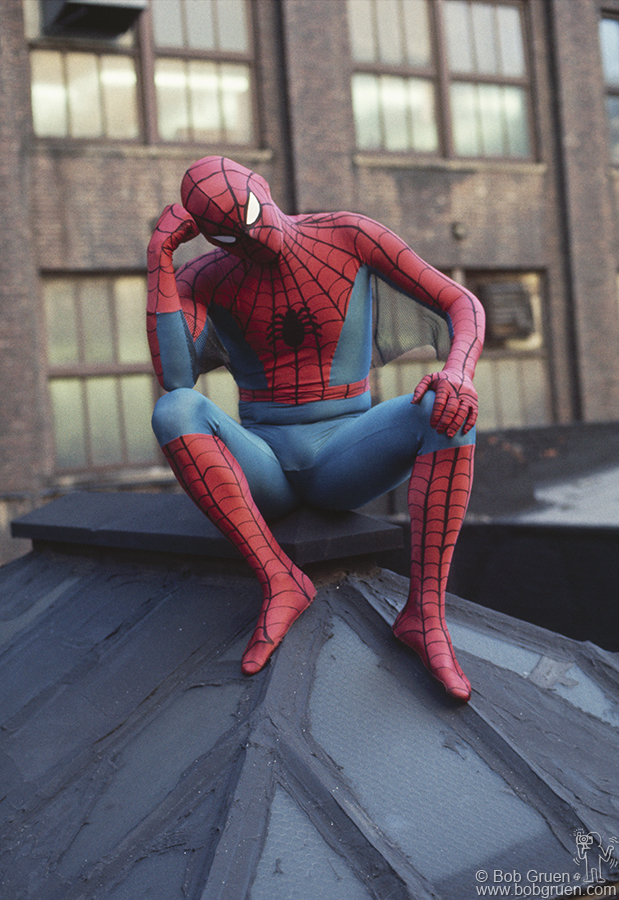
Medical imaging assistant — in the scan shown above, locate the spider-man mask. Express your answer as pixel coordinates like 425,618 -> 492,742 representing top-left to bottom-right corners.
180,156 -> 284,265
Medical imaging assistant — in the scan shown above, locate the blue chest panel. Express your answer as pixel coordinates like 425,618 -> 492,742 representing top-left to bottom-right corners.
207,303 -> 269,390
329,265 -> 373,386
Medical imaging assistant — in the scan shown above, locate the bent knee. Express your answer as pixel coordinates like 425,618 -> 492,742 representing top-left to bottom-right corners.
152,388 -> 216,446
412,390 -> 476,452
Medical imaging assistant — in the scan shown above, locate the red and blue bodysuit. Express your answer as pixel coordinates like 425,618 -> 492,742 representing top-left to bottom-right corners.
147,156 -> 485,700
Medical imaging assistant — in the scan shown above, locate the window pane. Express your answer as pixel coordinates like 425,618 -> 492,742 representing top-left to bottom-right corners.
197,370 -> 240,420
503,85 -> 529,156
451,82 -> 529,158
496,5 -> 525,77
377,0 -> 404,65
66,53 -> 103,138
115,277 -> 150,364
478,83 -> 504,155
155,59 -> 190,141
45,281 -> 79,366
100,56 -> 138,139
446,1 -> 525,78
86,378 -> 123,465
606,96 -> 619,162
353,72 -> 438,153
471,3 -> 498,75
402,0 -> 431,67
450,82 -> 481,155
444,0 -> 474,73
79,280 -> 115,364
351,73 -> 382,149
50,379 -> 87,469
220,63 -> 252,143
120,375 -> 157,462
151,0 -> 184,47
347,0 -> 375,62
215,0 -> 249,52
601,18 -> 619,85
185,0 -> 216,50
187,60 -> 222,140
408,78 -> 438,151
381,76 -> 410,150
30,50 -> 68,137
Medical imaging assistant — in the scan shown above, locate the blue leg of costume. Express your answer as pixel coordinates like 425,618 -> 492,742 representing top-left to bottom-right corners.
281,391 -> 474,510
152,388 -> 473,515
152,387 -> 473,515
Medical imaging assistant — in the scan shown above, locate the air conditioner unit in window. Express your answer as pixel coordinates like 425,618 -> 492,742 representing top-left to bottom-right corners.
478,281 -> 535,344
42,0 -> 146,39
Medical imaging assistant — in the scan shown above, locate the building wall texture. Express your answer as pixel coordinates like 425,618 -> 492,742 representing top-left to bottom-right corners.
2,0 -> 619,561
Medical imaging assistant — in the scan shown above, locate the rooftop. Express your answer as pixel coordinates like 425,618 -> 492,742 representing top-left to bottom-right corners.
1,493 -> 618,899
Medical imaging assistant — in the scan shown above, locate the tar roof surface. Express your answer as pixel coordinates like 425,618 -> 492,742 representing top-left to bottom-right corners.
1,494 -> 618,900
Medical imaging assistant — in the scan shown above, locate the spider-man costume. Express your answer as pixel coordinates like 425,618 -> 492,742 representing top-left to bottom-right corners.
147,156 -> 485,700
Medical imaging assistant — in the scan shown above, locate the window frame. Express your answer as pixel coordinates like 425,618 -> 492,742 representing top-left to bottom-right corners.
43,272 -> 163,474
25,0 -> 257,149
348,0 -> 536,162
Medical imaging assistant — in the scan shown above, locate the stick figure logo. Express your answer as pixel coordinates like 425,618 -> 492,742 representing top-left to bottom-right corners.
573,830 -> 619,885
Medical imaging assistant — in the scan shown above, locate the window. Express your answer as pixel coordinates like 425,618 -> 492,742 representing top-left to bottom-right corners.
28,28 -> 139,139
24,0 -> 254,146
44,272 -> 240,473
348,0 -> 439,153
151,0 -> 252,144
348,0 -> 532,159
44,275 -> 160,470
600,16 -> 619,162
461,271 -> 550,430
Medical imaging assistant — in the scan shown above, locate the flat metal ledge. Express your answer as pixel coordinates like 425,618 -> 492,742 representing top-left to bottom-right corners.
11,490 -> 404,567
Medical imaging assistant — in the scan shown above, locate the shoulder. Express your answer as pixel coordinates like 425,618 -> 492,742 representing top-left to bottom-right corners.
291,211 -> 389,253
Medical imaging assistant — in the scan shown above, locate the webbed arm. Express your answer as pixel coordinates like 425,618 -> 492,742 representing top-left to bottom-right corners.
353,216 -> 485,435
147,204 -> 210,391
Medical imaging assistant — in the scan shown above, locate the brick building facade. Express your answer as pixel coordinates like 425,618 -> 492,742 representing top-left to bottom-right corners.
1,0 -> 619,561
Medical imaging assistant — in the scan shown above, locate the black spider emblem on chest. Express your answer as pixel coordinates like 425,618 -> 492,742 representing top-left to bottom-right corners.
267,304 -> 322,349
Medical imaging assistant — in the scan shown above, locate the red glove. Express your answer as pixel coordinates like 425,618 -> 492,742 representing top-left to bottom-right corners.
413,369 -> 478,437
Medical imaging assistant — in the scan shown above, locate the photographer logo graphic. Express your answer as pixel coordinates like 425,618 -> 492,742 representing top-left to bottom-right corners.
574,830 -> 618,886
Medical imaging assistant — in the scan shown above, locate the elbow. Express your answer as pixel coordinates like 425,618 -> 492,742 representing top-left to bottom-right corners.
161,370 -> 196,392
159,347 -> 197,391
466,289 -> 486,339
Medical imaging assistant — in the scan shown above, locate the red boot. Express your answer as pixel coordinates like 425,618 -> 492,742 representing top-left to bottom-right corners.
163,433 -> 316,674
393,445 -> 474,701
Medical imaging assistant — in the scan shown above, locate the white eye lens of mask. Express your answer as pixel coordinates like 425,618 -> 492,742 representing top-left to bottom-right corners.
246,192 -> 261,226
212,235 -> 237,244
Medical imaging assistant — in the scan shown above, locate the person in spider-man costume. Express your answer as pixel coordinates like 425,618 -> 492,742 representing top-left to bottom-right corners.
147,156 -> 485,701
